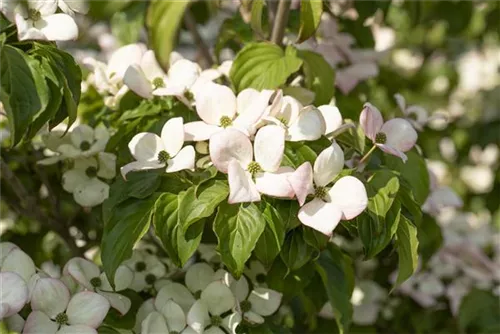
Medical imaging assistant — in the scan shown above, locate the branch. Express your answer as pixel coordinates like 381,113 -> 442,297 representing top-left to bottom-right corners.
270,0 -> 291,46
183,11 -> 214,68
0,158 -> 83,256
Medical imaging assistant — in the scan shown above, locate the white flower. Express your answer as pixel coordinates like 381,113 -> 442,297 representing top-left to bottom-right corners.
7,0 -> 78,41
185,263 -> 217,295
184,83 -> 273,142
351,281 -> 386,326
120,117 -> 195,179
244,260 -> 267,287
197,244 -> 221,264
187,281 -> 239,334
61,153 -> 116,207
422,166 -> 462,215
360,102 -> 418,162
209,126 -> 295,203
0,272 -> 29,319
0,242 -> 36,282
287,142 -> 368,235
25,278 -> 110,333
460,165 -> 494,194
41,261 -> 62,279
57,0 -> 88,16
4,313 -> 25,332
122,250 -> 168,292
64,258 -> 133,315
122,50 -> 169,99
394,94 -> 446,131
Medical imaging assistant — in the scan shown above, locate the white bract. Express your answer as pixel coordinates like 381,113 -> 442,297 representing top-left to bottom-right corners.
61,153 -> 116,207
58,0 -> 88,16
0,272 -> 29,319
360,102 -> 418,163
287,142 -> 368,235
121,117 -> 195,179
64,258 -> 133,315
2,0 -> 79,41
24,277 -> 110,333
422,167 -> 462,215
209,126 -> 294,203
394,94 -> 445,131
184,84 -> 273,141
122,250 -> 168,292
0,242 -> 36,282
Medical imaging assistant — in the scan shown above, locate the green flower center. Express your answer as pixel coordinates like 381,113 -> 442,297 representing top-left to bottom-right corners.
375,132 -> 387,144
152,77 -> 165,89
219,116 -> 233,128
314,186 -> 327,200
184,91 -> 194,100
85,166 -> 98,178
277,117 -> 288,126
157,150 -> 170,164
240,300 -> 252,313
55,312 -> 68,325
135,261 -> 146,272
211,315 -> 223,327
247,161 -> 262,176
90,277 -> 102,288
256,273 -> 266,284
145,274 -> 156,285
80,141 -> 91,151
28,9 -> 41,21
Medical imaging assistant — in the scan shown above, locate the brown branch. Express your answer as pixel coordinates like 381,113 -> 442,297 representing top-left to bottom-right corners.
270,0 -> 291,46
183,11 -> 214,68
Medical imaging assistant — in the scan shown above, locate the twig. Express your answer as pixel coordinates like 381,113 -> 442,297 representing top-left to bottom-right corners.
183,11 -> 214,68
270,0 -> 291,46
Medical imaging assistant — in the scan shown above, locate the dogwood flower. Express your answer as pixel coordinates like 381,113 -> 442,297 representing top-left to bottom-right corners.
422,167 -> 462,215
244,261 -> 268,287
0,272 -> 29,319
209,126 -> 295,203
120,117 -> 195,179
187,281 -> 239,334
122,250 -> 168,292
394,94 -> 445,131
287,142 -> 368,235
64,258 -> 133,315
6,0 -> 79,41
184,83 -> 273,141
25,278 -> 110,333
360,102 -> 417,163
58,0 -> 88,16
0,242 -> 36,282
61,153 -> 116,207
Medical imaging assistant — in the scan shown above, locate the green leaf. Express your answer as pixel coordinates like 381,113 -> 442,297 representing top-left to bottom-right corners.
250,0 -> 266,37
303,226 -> 329,250
417,214 -> 443,263
0,45 -> 49,145
282,141 -> 318,168
297,50 -> 335,105
102,289 -> 143,329
179,180 -> 229,232
153,192 -> 204,267
267,257 -> 316,297
111,2 -> 146,45
254,200 -> 287,267
230,43 -> 303,93
393,215 -> 419,289
101,195 -> 159,284
297,0 -> 323,43
458,289 -> 500,333
397,177 -> 423,225
366,170 -> 400,218
384,149 -> 429,205
315,244 -> 355,334
213,202 -> 266,277
215,14 -> 254,62
280,228 -> 316,271
146,0 -> 189,68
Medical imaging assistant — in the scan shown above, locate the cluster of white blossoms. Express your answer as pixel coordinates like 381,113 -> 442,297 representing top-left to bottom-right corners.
0,0 -> 85,41
0,241 -> 282,334
38,124 -> 115,207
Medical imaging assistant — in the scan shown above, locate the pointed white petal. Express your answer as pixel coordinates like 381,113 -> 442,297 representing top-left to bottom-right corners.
23,311 -> 58,334
158,300 -> 186,332
0,272 -> 28,318
107,43 -> 146,80
62,169 -> 90,193
185,263 -> 215,294
276,96 -> 302,124
168,59 -> 201,90
123,65 -> 152,98
318,105 -> 343,135
394,93 -> 406,112
98,291 -> 131,315
184,122 -> 221,141
187,300 -> 210,334
5,313 -> 25,333
380,118 -> 418,152
209,129 -> 253,173
56,325 -> 97,334
228,160 -> 261,204
156,283 -> 195,314
248,288 -> 282,316
128,132 -> 164,162
222,312 -> 242,334
31,278 -> 70,318
35,14 -> 78,41
254,125 -> 285,172
313,141 -> 345,187
66,291 -> 110,328
120,161 -> 164,180
166,145 -> 195,173
140,50 -> 166,81
31,0 -> 57,15
287,162 -> 314,206
141,311 -> 169,334
287,107 -> 326,142
255,170 -> 295,199
134,299 -> 156,334
236,89 -> 260,114
161,117 -> 184,156
73,178 -> 109,207
359,103 -> 384,142
96,152 -> 116,180
70,125 -> 94,149
213,269 -> 249,303
195,83 -> 236,125
1,248 -> 36,282
111,265 -> 134,291
298,199 -> 342,236
376,144 -> 408,162
66,258 -> 100,290
328,176 -> 368,220
200,281 -> 236,316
